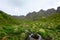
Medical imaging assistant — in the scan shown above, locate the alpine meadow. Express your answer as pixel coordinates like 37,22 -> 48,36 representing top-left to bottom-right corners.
0,6 -> 60,40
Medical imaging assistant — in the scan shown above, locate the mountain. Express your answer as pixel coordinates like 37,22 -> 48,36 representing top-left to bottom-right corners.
0,7 -> 60,40
13,6 -> 60,21
57,6 -> 60,12
13,15 -> 25,20
26,8 -> 56,18
0,10 -> 19,26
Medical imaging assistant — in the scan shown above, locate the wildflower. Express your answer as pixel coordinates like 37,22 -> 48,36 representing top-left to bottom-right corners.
39,28 -> 45,33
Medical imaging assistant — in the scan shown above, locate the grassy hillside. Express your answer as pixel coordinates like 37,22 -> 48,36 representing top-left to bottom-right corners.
0,11 -> 21,40
0,10 -> 60,40
0,10 -> 20,26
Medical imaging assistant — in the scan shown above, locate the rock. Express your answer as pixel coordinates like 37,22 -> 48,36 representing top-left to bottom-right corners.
27,33 -> 42,40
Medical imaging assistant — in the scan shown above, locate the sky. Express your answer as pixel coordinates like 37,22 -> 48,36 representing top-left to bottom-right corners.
0,0 -> 60,16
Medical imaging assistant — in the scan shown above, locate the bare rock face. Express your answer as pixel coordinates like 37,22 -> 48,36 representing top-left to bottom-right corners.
57,6 -> 60,12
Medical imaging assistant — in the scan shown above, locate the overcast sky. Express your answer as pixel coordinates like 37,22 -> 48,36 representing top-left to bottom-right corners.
0,0 -> 60,16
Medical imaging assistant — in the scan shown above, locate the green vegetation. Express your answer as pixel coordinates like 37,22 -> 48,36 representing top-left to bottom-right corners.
0,7 -> 60,40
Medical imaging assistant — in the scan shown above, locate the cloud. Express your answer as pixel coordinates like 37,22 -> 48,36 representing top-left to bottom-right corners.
8,0 -> 26,7
0,0 -> 60,16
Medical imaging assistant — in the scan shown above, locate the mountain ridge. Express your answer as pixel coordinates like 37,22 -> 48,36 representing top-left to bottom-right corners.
13,6 -> 60,20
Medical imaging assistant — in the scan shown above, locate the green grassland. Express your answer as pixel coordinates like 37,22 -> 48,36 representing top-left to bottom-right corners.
0,11 -> 60,40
